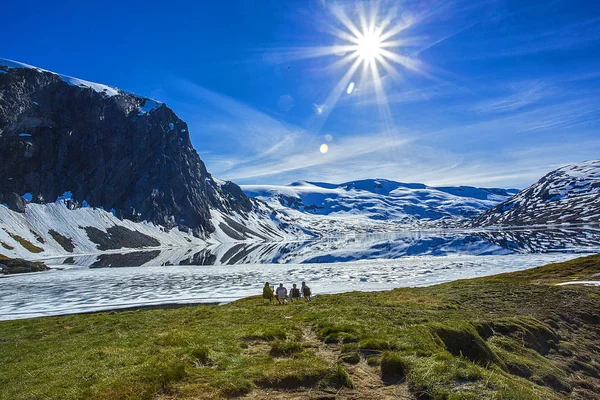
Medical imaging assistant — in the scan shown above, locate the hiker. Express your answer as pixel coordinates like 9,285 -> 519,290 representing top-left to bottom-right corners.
301,281 -> 312,302
275,283 -> 287,305
262,282 -> 273,304
290,283 -> 301,302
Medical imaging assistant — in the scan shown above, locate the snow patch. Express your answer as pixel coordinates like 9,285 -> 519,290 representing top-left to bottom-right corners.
138,99 -> 162,115
1,58 -> 120,97
556,280 -> 600,286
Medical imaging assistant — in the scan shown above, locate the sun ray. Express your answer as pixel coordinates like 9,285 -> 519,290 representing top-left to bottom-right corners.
377,55 -> 402,81
324,51 -> 361,73
283,2 -> 443,133
357,3 -> 370,36
330,5 -> 363,39
318,56 -> 363,121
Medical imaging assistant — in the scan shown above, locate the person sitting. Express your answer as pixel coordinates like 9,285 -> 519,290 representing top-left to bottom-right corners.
275,283 -> 287,305
262,282 -> 273,304
301,281 -> 312,302
290,284 -> 301,302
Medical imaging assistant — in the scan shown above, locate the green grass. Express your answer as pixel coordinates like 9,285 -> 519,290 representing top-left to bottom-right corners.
269,340 -> 305,356
380,352 -> 410,382
0,254 -> 599,399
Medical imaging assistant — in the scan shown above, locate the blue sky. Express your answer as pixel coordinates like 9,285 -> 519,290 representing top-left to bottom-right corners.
2,0 -> 600,188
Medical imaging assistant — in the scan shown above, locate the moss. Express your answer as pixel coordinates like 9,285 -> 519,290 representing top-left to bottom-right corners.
340,343 -> 359,353
270,340 -> 304,357
431,323 -> 499,366
327,363 -> 354,388
6,232 -> 44,253
366,355 -> 380,366
1,241 -> 14,250
341,352 -> 360,364
243,327 -> 287,341
359,338 -> 397,352
189,345 -> 211,365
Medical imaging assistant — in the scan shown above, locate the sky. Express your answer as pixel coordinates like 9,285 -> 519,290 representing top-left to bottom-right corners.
2,0 -> 600,189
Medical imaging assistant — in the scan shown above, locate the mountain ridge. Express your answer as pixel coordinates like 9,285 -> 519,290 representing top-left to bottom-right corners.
471,160 -> 600,227
242,178 -> 518,235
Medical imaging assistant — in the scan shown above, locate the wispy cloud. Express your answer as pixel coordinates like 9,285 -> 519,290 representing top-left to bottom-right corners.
473,80 -> 556,113
164,74 -> 600,189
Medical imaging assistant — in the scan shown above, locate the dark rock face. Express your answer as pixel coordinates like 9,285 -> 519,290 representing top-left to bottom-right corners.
471,160 -> 600,227
0,61 -> 256,237
1,192 -> 26,213
84,226 -> 161,251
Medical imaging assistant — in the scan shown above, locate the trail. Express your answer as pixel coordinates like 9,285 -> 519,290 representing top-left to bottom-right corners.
242,325 -> 415,400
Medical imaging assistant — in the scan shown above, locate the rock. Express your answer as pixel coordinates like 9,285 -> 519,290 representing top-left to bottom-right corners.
0,257 -> 49,274
2,192 -> 26,213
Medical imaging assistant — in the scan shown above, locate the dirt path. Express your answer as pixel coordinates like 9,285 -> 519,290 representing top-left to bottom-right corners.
242,326 -> 415,400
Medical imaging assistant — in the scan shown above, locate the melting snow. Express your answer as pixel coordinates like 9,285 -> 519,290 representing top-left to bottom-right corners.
556,280 -> 600,286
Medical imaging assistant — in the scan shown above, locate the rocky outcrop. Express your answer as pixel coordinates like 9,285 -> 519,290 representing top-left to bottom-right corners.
0,192 -> 26,213
0,256 -> 49,274
471,160 -> 600,227
0,59 -> 266,238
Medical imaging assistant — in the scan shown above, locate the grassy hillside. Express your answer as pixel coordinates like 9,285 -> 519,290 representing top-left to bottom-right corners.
1,255 -> 599,399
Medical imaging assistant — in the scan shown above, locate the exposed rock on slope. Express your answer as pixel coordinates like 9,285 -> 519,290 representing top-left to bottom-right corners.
0,59 -> 298,243
0,256 -> 48,274
471,160 -> 600,227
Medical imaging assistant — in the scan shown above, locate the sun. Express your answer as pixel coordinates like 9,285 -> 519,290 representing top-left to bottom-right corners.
272,3 -> 428,130
356,31 -> 382,62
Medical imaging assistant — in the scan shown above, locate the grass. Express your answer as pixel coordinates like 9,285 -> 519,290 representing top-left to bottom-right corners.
269,340 -> 305,356
0,254 -> 599,399
380,352 -> 410,383
1,241 -> 14,250
5,231 -> 44,253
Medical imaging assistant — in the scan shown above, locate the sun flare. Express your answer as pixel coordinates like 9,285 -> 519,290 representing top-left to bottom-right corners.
274,3 -> 429,131
356,31 -> 382,62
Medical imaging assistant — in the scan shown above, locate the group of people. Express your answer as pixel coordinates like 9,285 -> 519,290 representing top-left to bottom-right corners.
262,281 -> 312,304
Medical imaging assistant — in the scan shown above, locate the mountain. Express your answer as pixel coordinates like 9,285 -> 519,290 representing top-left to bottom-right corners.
0,59 -> 306,260
471,160 -> 600,227
242,179 -> 517,235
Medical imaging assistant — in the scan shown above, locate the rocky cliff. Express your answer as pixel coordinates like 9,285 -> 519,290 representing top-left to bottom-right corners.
0,59 -> 276,239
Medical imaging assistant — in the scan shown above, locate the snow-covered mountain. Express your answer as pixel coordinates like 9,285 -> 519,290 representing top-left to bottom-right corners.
471,160 -> 600,227
243,179 -> 517,235
0,59 -> 309,260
